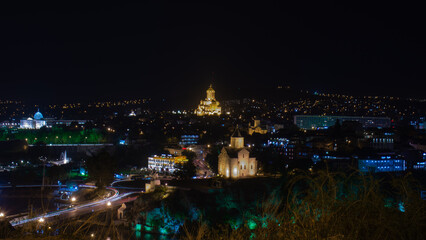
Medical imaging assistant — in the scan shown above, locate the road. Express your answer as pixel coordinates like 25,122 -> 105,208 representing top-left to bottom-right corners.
194,157 -> 214,178
9,186 -> 140,226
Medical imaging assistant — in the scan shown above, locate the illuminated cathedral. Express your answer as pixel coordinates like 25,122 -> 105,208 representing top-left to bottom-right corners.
195,84 -> 221,116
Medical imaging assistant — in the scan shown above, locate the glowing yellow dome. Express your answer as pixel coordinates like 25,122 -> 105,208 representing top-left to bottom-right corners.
195,84 -> 221,116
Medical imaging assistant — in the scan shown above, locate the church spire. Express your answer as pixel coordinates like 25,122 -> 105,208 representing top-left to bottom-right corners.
231,125 -> 242,137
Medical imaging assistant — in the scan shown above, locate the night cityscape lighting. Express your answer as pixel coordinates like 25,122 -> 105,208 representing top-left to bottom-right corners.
0,2 -> 425,240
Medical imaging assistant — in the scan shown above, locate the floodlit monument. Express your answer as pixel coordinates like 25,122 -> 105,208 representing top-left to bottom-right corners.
218,127 -> 257,178
248,119 -> 267,135
19,109 -> 88,129
20,110 -> 46,129
195,84 -> 221,116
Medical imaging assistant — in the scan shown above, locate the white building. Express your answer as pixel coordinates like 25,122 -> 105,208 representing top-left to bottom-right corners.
218,127 -> 257,178
20,110 -> 46,129
19,110 -> 88,129
148,154 -> 188,173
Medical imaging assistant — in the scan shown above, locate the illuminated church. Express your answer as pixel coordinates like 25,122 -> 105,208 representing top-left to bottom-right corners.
218,127 -> 258,178
195,84 -> 221,116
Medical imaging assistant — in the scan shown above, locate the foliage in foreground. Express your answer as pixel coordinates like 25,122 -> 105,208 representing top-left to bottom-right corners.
181,171 -> 426,240
2,171 -> 426,239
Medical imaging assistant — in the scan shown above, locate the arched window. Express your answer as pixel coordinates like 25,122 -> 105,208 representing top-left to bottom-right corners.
244,165 -> 246,169
251,165 -> 253,169
240,165 -> 242,169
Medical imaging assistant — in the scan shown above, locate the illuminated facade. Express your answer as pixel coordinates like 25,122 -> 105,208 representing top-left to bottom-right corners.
218,128 -> 257,178
20,110 -> 46,129
0,120 -> 19,128
248,119 -> 267,135
364,130 -> 394,150
358,155 -> 406,173
195,84 -> 221,116
50,151 -> 70,166
179,135 -> 199,146
148,154 -> 188,173
19,110 -> 88,129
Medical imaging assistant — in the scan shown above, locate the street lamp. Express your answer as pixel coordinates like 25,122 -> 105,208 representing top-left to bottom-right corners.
0,212 -> 4,218
38,217 -> 45,223
107,201 -> 111,206
71,197 -> 76,202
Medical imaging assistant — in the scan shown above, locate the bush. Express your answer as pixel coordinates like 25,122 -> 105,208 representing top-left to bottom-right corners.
181,171 -> 426,240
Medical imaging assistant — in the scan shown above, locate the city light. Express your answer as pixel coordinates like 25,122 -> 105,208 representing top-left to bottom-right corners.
0,2 -> 424,239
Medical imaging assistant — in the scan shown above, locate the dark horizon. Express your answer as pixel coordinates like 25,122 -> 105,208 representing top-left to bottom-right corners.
1,2 -> 425,104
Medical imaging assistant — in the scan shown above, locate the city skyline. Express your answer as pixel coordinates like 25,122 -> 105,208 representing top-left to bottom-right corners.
1,2 -> 426,239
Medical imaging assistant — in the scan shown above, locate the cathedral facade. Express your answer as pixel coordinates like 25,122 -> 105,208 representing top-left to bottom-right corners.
218,128 -> 257,178
195,84 -> 221,116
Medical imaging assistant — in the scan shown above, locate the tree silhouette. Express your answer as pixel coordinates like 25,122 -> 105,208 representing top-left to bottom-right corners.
205,145 -> 221,173
86,150 -> 117,188
175,150 -> 196,179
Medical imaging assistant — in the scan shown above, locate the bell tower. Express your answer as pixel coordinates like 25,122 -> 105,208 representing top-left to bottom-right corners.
206,84 -> 215,100
230,126 -> 244,148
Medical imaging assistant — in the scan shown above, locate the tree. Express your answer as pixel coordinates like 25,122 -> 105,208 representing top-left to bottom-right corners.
205,145 -> 221,173
45,165 -> 68,184
84,121 -> 94,130
175,150 -> 196,179
69,121 -> 79,129
86,150 -> 117,188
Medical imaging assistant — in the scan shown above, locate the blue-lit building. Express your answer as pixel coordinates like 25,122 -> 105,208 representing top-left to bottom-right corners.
264,137 -> 295,160
410,117 -> 425,130
358,155 -> 406,173
20,110 -> 46,129
267,137 -> 289,148
413,161 -> 426,170
179,135 -> 199,146
294,115 -> 391,130
413,152 -> 426,170
311,153 -> 355,171
19,110 -> 88,129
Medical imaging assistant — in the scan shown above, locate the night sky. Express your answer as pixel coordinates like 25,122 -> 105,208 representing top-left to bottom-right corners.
0,2 -> 425,104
